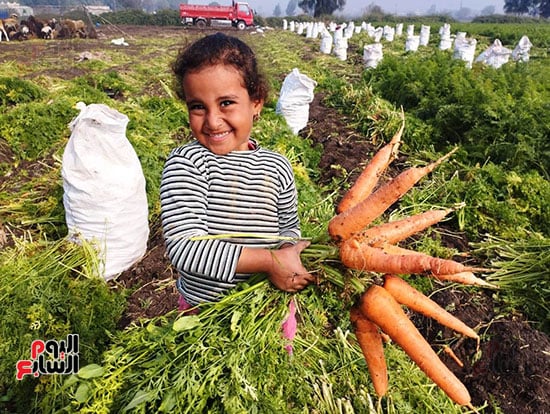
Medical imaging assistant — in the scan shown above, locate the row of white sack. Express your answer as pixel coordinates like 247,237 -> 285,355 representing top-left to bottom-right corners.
284,20 -> 533,68
284,20 -> 459,44
284,19 -> 533,68
363,35 -> 533,69
274,35 -> 535,135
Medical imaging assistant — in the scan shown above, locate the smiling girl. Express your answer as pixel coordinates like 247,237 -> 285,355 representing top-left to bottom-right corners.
160,33 -> 315,309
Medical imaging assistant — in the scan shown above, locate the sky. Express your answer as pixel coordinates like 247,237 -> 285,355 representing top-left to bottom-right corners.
248,0 -> 505,17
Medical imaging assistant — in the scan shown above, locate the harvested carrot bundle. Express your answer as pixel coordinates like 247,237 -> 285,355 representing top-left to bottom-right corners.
382,274 -> 479,341
337,111 -> 405,214
359,285 -> 473,408
339,238 -> 484,276
329,148 -> 458,241
359,207 -> 458,247
350,306 -> 388,397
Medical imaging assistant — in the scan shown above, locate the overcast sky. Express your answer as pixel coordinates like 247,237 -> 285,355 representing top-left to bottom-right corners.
248,0 -> 505,17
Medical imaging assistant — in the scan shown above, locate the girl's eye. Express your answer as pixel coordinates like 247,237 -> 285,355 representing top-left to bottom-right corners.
188,103 -> 204,111
220,100 -> 234,107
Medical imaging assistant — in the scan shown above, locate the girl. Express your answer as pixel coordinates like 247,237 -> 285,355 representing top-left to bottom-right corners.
161,32 -> 315,308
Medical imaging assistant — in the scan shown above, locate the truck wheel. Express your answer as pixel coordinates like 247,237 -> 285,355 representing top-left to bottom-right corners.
196,19 -> 206,29
236,20 -> 246,30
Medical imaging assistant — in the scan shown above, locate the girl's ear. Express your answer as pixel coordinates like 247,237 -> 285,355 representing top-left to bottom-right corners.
252,98 -> 264,114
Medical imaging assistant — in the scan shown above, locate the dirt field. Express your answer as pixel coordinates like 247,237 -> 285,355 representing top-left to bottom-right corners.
1,24 -> 549,414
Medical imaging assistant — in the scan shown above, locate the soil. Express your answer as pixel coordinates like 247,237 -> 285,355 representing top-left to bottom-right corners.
1,25 -> 548,414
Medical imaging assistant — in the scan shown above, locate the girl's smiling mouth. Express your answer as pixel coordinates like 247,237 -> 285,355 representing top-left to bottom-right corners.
205,130 -> 232,140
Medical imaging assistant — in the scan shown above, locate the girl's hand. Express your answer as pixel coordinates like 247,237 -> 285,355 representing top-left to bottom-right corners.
268,241 -> 316,292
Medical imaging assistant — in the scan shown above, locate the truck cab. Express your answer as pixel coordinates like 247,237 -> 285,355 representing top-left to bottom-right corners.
180,1 -> 255,30
234,2 -> 253,30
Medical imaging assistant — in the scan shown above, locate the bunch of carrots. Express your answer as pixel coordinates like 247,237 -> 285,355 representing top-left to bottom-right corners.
323,111 -> 496,411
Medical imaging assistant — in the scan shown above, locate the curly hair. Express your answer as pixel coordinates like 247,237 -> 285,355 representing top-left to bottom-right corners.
172,32 -> 269,103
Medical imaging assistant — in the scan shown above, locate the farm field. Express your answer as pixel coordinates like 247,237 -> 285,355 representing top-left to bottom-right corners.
1,22 -> 549,413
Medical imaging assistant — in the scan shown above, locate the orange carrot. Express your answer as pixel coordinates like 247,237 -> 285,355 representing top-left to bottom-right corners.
377,242 -> 419,256
431,272 -> 498,289
358,207 -> 457,247
382,275 -> 479,341
329,148 -> 458,241
359,285 -> 472,407
350,306 -> 388,397
339,237 -> 484,276
337,112 -> 405,214
443,345 -> 464,368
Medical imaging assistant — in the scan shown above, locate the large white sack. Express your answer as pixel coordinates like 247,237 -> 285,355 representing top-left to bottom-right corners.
439,36 -> 453,50
320,30 -> 332,54
383,25 -> 395,42
419,25 -> 430,46
395,23 -> 403,37
276,68 -> 317,135
333,36 -> 348,61
512,35 -> 533,62
363,43 -> 383,68
475,39 -> 511,69
372,27 -> 383,42
405,35 -> 420,52
62,102 -> 149,280
453,36 -> 477,68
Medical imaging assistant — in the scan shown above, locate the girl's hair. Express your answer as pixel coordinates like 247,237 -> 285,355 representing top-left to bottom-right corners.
172,32 -> 269,103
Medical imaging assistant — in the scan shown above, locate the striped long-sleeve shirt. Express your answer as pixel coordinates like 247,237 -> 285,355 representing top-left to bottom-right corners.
160,140 -> 301,305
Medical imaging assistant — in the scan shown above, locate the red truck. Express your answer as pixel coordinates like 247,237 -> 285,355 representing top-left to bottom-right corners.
179,1 -> 255,30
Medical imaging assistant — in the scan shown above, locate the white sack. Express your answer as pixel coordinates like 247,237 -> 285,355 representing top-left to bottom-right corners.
312,22 -> 320,38
320,30 -> 333,54
372,27 -> 383,42
383,25 -> 395,42
276,68 -> 317,135
439,23 -> 451,37
333,36 -> 348,61
419,25 -> 430,46
512,35 -> 532,62
453,36 -> 477,68
439,36 -> 453,50
305,23 -> 313,38
62,102 -> 149,280
363,43 -> 383,68
405,35 -> 420,52
475,39 -> 511,69
395,23 -> 403,37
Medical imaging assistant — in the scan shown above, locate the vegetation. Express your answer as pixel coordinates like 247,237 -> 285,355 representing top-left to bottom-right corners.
0,18 -> 548,413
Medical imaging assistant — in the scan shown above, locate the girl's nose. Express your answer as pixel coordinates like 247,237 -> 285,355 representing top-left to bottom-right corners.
205,110 -> 222,129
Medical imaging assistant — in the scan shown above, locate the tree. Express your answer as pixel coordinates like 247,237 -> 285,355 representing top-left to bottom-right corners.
454,6 -> 473,20
298,0 -> 346,17
540,0 -> 550,16
286,0 -> 298,16
480,5 -> 496,15
504,0 -> 550,17
427,4 -> 437,15
504,0 -> 535,15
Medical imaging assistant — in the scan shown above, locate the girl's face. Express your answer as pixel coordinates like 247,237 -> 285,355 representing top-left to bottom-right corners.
183,64 -> 263,155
